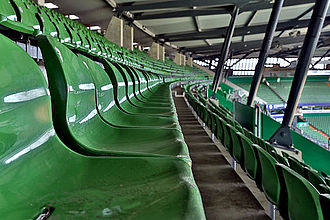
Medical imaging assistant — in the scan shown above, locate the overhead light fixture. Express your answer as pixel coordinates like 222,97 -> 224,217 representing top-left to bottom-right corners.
65,15 -> 79,20
44,3 -> 58,9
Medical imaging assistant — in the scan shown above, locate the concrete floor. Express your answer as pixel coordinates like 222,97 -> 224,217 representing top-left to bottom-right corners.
173,89 -> 272,220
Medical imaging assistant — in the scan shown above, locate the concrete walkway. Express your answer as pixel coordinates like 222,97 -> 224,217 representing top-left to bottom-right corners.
173,89 -> 270,220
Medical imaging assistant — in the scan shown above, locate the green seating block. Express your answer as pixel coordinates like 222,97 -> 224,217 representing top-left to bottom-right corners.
38,35 -> 189,157
276,164 -> 324,220
77,54 -> 178,128
0,33 -> 205,219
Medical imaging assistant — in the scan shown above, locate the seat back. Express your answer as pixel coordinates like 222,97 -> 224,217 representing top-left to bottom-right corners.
0,32 -> 70,218
133,68 -> 149,94
254,145 -> 281,205
320,194 -> 330,220
273,151 -> 289,166
223,124 -> 232,152
102,60 -> 129,107
11,0 -> 40,30
214,116 -> 224,141
47,10 -> 71,43
120,64 -> 141,98
143,71 -> 159,90
0,32 -> 53,162
276,164 -> 324,220
304,167 -> 327,192
228,125 -> 242,162
35,6 -> 58,37
38,35 -> 105,154
0,0 -> 17,21
111,62 -> 136,102
237,133 -> 257,178
73,22 -> 90,50
287,156 -> 306,177
63,20 -> 82,47
208,112 -> 217,133
77,55 -> 117,121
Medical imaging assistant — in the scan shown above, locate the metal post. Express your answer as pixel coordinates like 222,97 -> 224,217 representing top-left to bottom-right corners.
311,48 -> 330,68
223,51 -> 233,81
268,202 -> 276,220
269,0 -> 330,148
254,106 -> 259,136
232,159 -> 237,171
211,7 -> 239,92
247,0 -> 284,107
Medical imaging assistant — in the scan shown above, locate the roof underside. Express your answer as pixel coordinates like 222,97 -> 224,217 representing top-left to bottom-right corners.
46,0 -> 330,58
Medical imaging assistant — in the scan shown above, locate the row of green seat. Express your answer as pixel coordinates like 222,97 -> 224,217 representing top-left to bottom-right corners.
231,78 -> 330,105
268,81 -> 330,105
0,31 -> 206,219
233,82 -> 283,104
303,115 -> 330,137
184,83 -> 330,220
300,126 -> 329,146
0,0 -> 210,79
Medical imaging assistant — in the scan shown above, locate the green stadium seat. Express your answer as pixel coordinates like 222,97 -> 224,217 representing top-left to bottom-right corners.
119,64 -> 173,108
319,184 -> 330,194
46,10 -> 71,44
0,33 -> 205,219
287,156 -> 306,177
131,68 -> 172,103
215,115 -> 226,142
326,177 -> 330,186
304,167 -> 327,192
63,21 -> 83,49
145,71 -> 169,95
276,164 -> 325,220
208,111 -> 217,134
11,0 -> 41,34
0,0 -> 35,34
237,132 -> 257,179
38,35 -> 189,157
35,6 -> 58,37
77,54 -> 178,128
103,60 -> 175,117
272,151 -> 289,166
228,125 -> 243,163
223,124 -> 232,152
254,146 -> 282,207
320,194 -> 330,220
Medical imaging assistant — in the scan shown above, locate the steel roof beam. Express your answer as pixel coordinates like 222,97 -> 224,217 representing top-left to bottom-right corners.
117,0 -> 314,13
157,17 -> 330,41
134,8 -> 230,20
187,34 -> 312,53
117,0 -> 240,13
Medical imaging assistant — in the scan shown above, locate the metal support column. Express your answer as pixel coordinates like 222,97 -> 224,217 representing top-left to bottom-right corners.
211,7 -> 239,92
311,48 -> 330,68
247,0 -> 284,107
269,0 -> 330,148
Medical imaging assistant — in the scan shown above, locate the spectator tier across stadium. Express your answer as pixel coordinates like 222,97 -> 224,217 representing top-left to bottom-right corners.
0,0 -> 329,219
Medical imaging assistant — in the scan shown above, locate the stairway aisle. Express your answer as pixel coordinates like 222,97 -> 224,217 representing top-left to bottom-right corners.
173,89 -> 270,220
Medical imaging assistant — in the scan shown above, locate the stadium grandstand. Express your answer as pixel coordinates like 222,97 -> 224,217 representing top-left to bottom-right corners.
0,0 -> 330,219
